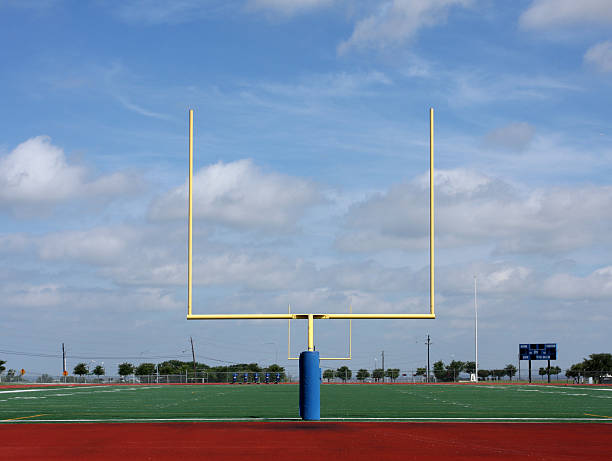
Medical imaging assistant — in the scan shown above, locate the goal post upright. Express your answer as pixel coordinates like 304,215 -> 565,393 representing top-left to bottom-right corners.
188,109 -> 193,318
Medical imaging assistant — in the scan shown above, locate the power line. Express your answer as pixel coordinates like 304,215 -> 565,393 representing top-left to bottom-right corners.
0,348 -> 233,363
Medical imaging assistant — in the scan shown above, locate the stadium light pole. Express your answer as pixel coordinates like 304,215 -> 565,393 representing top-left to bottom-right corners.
474,275 -> 478,380
265,342 -> 278,365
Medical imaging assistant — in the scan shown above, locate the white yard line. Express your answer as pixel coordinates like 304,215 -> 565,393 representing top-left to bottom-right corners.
0,388 -> 80,394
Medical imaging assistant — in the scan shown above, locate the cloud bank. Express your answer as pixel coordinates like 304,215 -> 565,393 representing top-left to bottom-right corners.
338,0 -> 472,54
0,136 -> 135,215
150,159 -> 321,230
520,0 -> 612,29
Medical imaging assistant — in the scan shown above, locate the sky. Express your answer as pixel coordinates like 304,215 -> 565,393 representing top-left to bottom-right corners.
1,0 -> 611,378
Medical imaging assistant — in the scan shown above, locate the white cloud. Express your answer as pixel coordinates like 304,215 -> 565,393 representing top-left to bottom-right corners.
539,266 -> 612,299
520,0 -> 612,29
447,71 -> 581,106
337,169 -> 612,255
150,159 -> 322,230
338,0 -> 472,54
484,122 -> 535,152
39,227 -> 137,265
584,40 -> 612,73
0,136 -> 136,214
3,283 -> 63,308
1,282 -> 180,311
246,0 -> 334,16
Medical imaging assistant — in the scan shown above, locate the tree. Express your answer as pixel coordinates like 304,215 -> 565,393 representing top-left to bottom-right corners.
385,368 -> 400,382
433,360 -> 446,381
0,359 -> 6,374
477,369 -> 490,381
565,363 -> 584,381
492,369 -> 506,381
549,366 -> 561,379
265,364 -> 285,374
464,361 -> 476,375
118,362 -> 134,378
504,364 -> 517,381
6,369 -> 16,382
447,361 -> 465,381
582,353 -> 612,383
372,368 -> 385,382
323,369 -> 335,382
538,367 -> 548,380
93,365 -> 105,379
135,363 -> 156,376
414,368 -> 427,377
336,366 -> 352,382
73,363 -> 89,377
356,369 -> 370,382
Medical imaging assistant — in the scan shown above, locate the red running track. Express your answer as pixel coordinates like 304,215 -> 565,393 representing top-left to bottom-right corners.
2,422 -> 610,460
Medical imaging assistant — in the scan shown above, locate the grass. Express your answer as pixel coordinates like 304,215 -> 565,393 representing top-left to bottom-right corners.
1,383 -> 612,422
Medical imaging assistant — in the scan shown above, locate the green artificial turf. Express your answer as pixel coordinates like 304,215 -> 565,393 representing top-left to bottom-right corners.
1,384 -> 611,422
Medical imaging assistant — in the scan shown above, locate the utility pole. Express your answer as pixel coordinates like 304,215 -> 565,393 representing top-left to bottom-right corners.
426,335 -> 432,383
381,351 -> 385,383
62,343 -> 66,383
190,336 -> 197,380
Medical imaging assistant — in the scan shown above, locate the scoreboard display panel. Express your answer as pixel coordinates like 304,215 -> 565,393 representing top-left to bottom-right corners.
519,343 -> 556,360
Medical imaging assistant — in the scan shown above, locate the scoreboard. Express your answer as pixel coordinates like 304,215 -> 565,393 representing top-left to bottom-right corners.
519,343 -> 556,360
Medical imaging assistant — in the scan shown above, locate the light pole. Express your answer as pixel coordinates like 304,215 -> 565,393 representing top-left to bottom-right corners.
264,342 -> 278,365
474,275 -> 478,381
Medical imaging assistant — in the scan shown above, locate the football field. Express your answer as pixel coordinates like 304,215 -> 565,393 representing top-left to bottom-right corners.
2,382 -> 612,422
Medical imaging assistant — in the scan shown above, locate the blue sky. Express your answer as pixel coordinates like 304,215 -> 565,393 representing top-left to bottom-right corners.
1,0 -> 612,378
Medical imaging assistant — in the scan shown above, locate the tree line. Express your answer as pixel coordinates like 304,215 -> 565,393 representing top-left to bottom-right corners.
565,353 -> 612,383
2,353 -> 610,383
323,366 -> 401,382
66,360 -> 286,382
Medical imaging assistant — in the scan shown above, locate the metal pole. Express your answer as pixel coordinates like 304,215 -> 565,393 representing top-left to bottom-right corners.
426,335 -> 431,383
307,314 -> 314,351
474,275 -> 478,379
382,351 -> 385,383
547,359 -> 551,384
62,343 -> 66,383
190,336 -> 197,379
529,358 -> 532,383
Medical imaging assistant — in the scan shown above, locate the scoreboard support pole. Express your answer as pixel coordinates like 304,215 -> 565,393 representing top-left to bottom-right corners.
529,358 -> 532,384
547,359 -> 551,384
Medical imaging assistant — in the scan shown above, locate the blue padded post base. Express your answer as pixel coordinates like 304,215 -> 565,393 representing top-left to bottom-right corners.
299,351 -> 320,421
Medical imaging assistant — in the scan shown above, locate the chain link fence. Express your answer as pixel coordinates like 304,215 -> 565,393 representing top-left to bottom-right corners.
0,371 -> 290,385
2,370 -> 611,385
